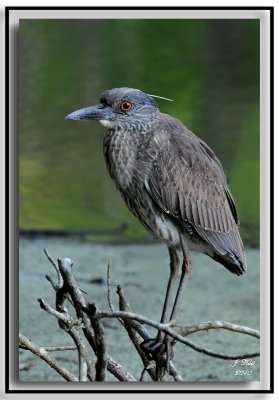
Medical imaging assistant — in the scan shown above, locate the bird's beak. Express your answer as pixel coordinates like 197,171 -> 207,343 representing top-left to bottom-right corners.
65,103 -> 112,121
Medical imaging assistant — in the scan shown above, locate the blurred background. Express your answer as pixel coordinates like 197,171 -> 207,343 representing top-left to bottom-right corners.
19,18 -> 260,246
19,18 -> 260,382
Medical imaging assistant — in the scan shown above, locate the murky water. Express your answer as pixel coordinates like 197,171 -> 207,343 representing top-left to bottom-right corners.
19,238 -> 260,382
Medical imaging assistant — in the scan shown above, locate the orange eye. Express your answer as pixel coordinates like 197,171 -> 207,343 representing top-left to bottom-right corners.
120,101 -> 133,112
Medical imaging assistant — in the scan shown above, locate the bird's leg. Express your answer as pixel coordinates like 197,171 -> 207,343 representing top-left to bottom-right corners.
141,239 -> 191,378
158,247 -> 180,334
158,239 -> 191,373
169,235 -> 192,322
141,247 -> 179,371
159,237 -> 192,374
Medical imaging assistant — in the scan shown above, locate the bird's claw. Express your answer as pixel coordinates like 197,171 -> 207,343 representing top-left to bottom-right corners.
140,336 -> 174,375
141,337 -> 166,358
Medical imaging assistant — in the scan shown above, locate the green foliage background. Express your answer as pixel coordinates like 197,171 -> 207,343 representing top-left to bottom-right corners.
19,19 -> 260,245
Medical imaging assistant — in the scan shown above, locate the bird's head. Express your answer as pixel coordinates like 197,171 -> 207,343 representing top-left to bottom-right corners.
65,87 -> 160,131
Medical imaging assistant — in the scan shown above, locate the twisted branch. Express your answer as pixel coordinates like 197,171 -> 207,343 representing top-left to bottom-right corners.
177,320 -> 260,339
91,310 -> 260,360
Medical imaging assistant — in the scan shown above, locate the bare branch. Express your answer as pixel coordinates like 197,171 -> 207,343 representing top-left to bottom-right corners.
93,310 -> 260,360
107,358 -> 136,381
87,303 -> 108,381
45,273 -> 60,291
123,314 -> 151,341
44,248 -> 63,289
38,298 -> 88,381
116,285 -> 157,381
42,346 -> 77,352
19,333 -> 78,381
117,285 -> 132,312
55,257 -> 136,382
107,260 -> 114,312
68,330 -> 88,381
177,320 -> 260,339
139,367 -> 147,381
38,298 -> 74,323
106,262 -> 125,327
168,361 -> 183,381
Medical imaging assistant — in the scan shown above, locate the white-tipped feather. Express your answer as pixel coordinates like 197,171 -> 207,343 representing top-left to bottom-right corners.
99,120 -> 115,128
147,93 -> 174,102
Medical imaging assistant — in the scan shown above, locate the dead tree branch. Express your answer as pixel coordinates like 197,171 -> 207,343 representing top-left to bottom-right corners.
86,303 -> 108,381
19,249 -> 260,382
19,333 -> 78,381
115,285 -> 158,381
92,310 -> 260,360
41,346 -> 77,352
42,252 -> 136,382
177,320 -> 260,339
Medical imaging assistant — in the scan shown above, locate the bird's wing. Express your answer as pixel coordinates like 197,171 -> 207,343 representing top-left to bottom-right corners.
145,127 -> 239,238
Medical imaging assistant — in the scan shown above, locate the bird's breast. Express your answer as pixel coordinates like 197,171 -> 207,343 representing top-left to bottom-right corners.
103,129 -> 139,191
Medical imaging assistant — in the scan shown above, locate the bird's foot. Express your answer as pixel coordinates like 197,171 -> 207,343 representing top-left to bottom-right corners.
141,337 -> 166,356
140,335 -> 174,375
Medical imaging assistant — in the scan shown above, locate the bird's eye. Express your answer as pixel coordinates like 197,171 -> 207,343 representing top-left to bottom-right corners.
120,101 -> 133,112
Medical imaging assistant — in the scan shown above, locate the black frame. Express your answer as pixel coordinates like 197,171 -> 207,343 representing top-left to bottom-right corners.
6,6 -> 274,395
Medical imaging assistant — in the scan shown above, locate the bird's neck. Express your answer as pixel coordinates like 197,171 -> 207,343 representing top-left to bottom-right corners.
103,128 -> 136,190
100,109 -> 160,133
103,126 -> 154,191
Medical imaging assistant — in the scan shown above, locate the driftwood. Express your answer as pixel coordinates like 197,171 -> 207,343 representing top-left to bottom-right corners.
19,249 -> 260,382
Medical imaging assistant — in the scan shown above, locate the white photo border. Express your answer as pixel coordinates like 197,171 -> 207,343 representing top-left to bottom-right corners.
5,6 -> 274,395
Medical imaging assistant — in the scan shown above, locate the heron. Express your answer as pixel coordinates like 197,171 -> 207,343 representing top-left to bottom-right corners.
66,87 -> 247,370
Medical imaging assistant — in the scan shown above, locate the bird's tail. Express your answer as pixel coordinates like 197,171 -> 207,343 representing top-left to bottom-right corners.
212,249 -> 247,276
195,226 -> 247,276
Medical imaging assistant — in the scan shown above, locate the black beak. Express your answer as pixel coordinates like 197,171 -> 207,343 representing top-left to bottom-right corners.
65,103 -> 112,121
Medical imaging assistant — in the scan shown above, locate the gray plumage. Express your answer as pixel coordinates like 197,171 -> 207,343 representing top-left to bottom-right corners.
66,87 -> 247,276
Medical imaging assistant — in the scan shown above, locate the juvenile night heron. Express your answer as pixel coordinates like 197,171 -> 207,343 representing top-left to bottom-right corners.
66,87 -> 247,366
